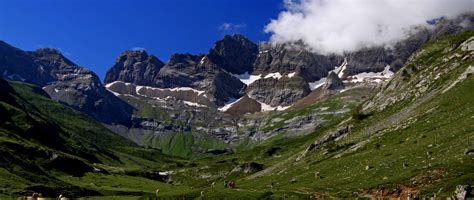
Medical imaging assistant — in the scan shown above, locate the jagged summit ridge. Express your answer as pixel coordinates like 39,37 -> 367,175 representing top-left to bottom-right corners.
104,49 -> 164,86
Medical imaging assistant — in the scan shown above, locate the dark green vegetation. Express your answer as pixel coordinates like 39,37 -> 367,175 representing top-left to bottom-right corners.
0,79 -> 193,198
1,31 -> 473,199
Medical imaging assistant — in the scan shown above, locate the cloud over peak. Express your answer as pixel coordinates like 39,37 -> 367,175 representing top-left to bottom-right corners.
265,0 -> 473,55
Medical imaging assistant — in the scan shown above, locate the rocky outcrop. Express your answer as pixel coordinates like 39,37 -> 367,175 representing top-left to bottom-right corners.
296,125 -> 352,161
224,95 -> 261,116
455,185 -> 472,200
156,53 -> 246,105
104,50 -> 164,86
232,162 -> 264,174
430,13 -> 474,40
324,72 -> 344,90
155,53 -> 206,88
246,76 -> 311,107
208,34 -> 258,74
344,46 -> 393,77
253,42 -> 339,82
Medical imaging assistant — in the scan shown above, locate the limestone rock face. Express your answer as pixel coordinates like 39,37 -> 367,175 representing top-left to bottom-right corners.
104,50 -> 164,86
253,42 -> 339,82
208,34 -> 258,74
156,53 -> 246,105
246,76 -> 311,107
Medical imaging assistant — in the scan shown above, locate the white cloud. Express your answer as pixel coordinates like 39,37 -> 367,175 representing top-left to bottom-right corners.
132,47 -> 146,51
265,0 -> 473,55
219,22 -> 247,32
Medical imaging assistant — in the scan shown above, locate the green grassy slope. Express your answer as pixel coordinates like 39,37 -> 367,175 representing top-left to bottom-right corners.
119,95 -> 228,158
0,80 -> 191,198
156,31 -> 474,199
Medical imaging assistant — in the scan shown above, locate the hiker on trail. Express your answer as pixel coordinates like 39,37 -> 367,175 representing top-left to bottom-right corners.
315,171 -> 320,179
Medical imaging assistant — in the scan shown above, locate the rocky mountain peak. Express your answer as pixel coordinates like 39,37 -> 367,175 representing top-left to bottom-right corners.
33,47 -> 63,56
167,53 -> 203,66
104,49 -> 164,86
28,48 -> 76,70
0,40 -> 40,84
118,50 -> 149,61
208,34 -> 258,74
0,40 -> 134,125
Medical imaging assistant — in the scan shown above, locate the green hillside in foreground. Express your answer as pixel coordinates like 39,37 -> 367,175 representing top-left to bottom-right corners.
0,79 -> 193,198
0,31 -> 473,199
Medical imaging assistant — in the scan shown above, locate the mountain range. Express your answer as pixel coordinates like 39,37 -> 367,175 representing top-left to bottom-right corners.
0,13 -> 473,199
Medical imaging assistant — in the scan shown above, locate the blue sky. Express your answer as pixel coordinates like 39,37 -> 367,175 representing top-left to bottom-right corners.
0,0 -> 283,79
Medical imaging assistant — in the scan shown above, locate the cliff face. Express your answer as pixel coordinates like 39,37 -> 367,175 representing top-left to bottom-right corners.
208,34 -> 259,74
103,14 -> 473,110
104,50 -> 164,86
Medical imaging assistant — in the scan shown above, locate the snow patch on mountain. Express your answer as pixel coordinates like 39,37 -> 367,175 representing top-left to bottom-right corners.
200,56 -> 207,65
106,81 -> 206,96
258,100 -> 291,112
334,58 -> 348,78
218,96 -> 291,112
218,97 -> 241,111
264,72 -> 283,79
168,87 -> 205,95
347,65 -> 394,83
308,78 -> 327,90
232,71 -> 298,86
287,72 -> 296,78
183,101 -> 207,107
232,72 -> 262,85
